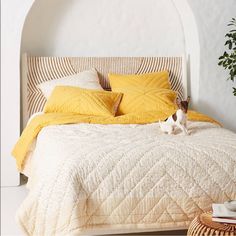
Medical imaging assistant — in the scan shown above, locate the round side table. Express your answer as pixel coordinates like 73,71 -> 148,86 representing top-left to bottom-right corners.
187,212 -> 236,236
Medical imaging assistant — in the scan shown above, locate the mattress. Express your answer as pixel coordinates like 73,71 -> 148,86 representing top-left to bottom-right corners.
18,121 -> 236,235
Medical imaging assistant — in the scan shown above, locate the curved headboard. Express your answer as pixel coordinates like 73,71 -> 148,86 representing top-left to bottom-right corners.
21,54 -> 187,127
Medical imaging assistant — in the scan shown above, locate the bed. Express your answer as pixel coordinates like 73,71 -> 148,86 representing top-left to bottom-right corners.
14,55 -> 236,235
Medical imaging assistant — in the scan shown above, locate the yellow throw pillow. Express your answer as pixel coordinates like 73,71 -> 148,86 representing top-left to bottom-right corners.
44,86 -> 122,116
109,71 -> 171,90
109,72 -> 176,114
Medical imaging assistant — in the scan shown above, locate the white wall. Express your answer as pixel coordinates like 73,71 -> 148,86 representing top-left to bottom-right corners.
21,0 -> 185,56
1,1 -> 34,186
188,0 -> 236,131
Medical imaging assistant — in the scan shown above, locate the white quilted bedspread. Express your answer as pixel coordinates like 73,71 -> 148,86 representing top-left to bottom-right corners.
18,121 -> 236,235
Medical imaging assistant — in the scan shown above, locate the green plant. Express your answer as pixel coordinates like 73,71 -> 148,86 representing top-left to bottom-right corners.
218,18 -> 236,96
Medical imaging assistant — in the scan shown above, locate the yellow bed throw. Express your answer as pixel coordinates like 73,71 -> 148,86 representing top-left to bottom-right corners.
12,110 -> 219,171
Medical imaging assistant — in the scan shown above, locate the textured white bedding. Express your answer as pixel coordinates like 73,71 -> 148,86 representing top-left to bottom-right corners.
19,121 -> 236,235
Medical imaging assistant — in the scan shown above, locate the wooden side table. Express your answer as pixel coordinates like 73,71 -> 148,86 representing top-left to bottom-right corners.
187,212 -> 236,236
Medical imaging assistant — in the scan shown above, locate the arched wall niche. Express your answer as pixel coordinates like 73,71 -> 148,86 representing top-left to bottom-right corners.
3,0 -> 236,187
21,0 -> 200,106
2,0 -> 200,186
22,0 -> 185,56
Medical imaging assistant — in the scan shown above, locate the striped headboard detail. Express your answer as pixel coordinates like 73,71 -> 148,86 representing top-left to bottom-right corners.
22,55 -> 187,127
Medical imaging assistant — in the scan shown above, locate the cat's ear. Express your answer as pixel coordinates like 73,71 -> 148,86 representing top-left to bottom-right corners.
187,96 -> 190,103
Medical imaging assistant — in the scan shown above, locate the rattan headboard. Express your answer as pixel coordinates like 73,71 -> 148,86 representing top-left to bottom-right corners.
21,54 -> 187,127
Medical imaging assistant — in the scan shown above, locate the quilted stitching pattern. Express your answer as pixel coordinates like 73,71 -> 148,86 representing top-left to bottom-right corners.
17,122 -> 236,235
109,71 -> 171,89
12,110 -> 220,172
109,72 -> 176,115
44,86 -> 122,116
117,88 -> 177,114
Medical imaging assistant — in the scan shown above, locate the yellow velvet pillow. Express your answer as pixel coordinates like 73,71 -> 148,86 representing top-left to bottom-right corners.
109,72 -> 176,114
44,86 -> 122,116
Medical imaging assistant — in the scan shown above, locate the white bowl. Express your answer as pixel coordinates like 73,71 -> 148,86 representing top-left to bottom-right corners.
224,200 -> 236,212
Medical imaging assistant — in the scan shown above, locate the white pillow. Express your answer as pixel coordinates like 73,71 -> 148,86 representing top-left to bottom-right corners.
38,69 -> 103,99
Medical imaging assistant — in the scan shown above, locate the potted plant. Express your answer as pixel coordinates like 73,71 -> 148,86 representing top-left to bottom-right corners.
218,18 -> 236,96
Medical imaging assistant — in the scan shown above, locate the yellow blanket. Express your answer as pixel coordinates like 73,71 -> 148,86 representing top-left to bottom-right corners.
12,110 -> 219,171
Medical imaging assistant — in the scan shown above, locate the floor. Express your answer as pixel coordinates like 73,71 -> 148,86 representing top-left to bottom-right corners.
1,185 -> 28,236
1,184 -> 187,236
